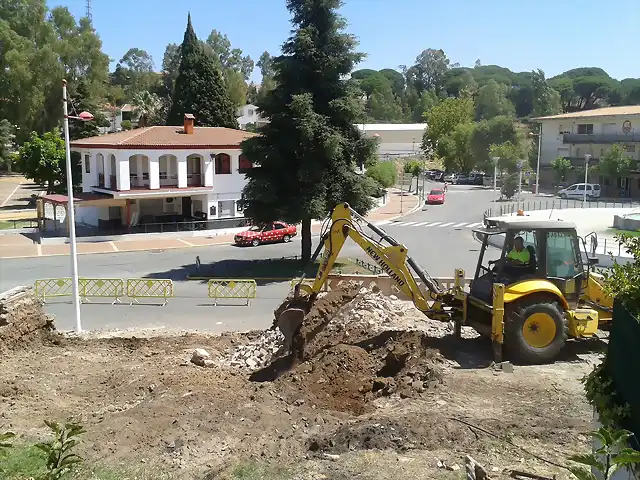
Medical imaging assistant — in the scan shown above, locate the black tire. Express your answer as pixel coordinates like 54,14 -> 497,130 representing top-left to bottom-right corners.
283,234 -> 291,243
504,297 -> 568,364
251,239 -> 260,247
559,193 -> 567,199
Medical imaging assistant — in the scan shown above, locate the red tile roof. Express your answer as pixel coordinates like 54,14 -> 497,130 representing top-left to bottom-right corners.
70,126 -> 257,150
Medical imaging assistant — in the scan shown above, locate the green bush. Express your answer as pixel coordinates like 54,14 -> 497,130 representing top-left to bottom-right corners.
501,173 -> 518,199
366,161 -> 397,188
120,120 -> 132,130
361,175 -> 385,198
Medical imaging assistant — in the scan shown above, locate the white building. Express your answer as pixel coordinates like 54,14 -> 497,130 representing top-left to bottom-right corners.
70,114 -> 256,232
357,124 -> 427,157
237,104 -> 268,130
533,105 -> 640,196
99,104 -> 137,134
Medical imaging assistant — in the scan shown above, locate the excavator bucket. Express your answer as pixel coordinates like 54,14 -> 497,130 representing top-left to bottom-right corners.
276,307 -> 306,348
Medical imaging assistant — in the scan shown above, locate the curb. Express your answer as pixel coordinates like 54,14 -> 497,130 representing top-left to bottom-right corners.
383,193 -> 422,222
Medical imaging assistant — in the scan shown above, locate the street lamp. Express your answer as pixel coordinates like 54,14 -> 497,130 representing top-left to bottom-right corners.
583,153 -> 591,206
62,79 -> 94,333
491,156 -> 500,206
517,159 -> 525,200
529,125 -> 542,194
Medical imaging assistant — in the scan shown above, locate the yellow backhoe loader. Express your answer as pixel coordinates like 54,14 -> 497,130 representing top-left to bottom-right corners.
278,203 -> 614,364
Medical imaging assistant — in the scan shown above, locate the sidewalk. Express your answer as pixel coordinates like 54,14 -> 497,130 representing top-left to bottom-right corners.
0,189 -> 420,259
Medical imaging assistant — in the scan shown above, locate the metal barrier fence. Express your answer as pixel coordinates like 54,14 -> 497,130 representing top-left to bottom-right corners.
79,278 -> 124,304
126,279 -> 173,305
484,197 -> 640,220
350,258 -> 383,275
207,279 -> 257,306
34,278 -> 73,303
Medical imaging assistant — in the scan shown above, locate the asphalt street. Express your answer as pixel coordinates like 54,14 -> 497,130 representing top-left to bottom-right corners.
0,183 -> 501,333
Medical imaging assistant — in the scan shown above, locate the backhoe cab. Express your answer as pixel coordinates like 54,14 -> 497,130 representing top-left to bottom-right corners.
466,216 -> 612,363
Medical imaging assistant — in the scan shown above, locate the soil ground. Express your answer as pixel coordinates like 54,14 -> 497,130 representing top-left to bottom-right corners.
0,286 -> 604,480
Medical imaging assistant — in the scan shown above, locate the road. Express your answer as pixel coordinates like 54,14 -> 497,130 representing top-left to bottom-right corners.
1,183 -> 501,333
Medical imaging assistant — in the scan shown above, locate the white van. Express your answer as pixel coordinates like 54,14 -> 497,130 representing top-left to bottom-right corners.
557,183 -> 601,200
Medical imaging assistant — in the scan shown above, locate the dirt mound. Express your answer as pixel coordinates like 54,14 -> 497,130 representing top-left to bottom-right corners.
249,283 -> 447,415
0,286 -> 62,354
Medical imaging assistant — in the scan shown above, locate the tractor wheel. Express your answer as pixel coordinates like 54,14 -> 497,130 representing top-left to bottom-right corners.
505,298 -> 568,364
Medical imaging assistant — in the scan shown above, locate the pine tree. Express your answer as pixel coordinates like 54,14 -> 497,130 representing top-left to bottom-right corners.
240,0 -> 378,262
68,80 -> 107,140
167,14 -> 237,128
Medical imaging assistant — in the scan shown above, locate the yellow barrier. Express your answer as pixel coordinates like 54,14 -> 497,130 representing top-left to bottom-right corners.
126,279 -> 174,306
79,278 -> 124,304
34,278 -> 72,303
208,279 -> 257,306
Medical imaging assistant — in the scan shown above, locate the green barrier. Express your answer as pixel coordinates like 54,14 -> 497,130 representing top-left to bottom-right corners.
126,278 -> 174,306
207,279 -> 257,306
79,278 -> 124,304
34,278 -> 72,303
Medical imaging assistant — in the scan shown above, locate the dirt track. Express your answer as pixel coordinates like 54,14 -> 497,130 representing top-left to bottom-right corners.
0,285 -> 603,479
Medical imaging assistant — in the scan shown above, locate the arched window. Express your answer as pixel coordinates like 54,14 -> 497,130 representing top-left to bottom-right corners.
238,154 -> 253,173
215,153 -> 231,175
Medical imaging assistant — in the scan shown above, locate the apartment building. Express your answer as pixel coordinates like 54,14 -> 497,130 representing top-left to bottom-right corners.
533,105 -> 640,196
70,114 -> 256,232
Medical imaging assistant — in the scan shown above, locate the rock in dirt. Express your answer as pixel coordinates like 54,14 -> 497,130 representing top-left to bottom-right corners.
190,348 -> 211,366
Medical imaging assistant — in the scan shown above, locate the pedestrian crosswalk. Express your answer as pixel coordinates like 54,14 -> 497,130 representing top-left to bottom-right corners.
374,219 -> 484,230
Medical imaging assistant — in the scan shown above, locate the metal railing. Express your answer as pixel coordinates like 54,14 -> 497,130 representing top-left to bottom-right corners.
563,132 -> 640,144
187,173 -> 205,187
483,197 -> 640,220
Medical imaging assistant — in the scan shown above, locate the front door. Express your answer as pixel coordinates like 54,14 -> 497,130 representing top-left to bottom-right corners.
544,230 -> 584,307
182,197 -> 192,218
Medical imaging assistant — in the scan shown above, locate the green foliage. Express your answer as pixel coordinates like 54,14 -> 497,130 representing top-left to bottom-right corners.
240,0 -> 377,262
568,427 -> 640,480
475,79 -> 515,120
421,96 -> 474,157
366,161 -> 397,188
35,420 -> 86,480
470,116 -> 519,172
131,90 -> 164,127
167,15 -> 237,128
0,431 -> 16,469
403,160 -> 422,177
551,156 -> 573,182
67,80 -> 105,141
16,131 -> 79,194
120,120 -> 132,130
0,119 -> 16,171
583,361 -> 631,430
439,122 -> 475,173
531,69 -> 562,117
601,234 -> 640,314
489,141 -> 523,174
501,173 -> 518,199
598,144 -> 633,186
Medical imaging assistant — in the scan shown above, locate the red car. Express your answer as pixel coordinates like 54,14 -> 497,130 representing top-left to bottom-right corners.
234,221 -> 297,246
426,188 -> 445,205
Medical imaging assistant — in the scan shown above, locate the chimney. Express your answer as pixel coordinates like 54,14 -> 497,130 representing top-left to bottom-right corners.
184,113 -> 195,134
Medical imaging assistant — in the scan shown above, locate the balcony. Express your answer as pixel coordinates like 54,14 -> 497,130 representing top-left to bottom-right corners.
159,173 -> 178,188
187,173 -> 204,187
563,133 -> 640,144
129,174 -> 150,189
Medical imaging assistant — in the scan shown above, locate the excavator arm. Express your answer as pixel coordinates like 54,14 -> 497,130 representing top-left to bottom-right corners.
277,203 -> 455,348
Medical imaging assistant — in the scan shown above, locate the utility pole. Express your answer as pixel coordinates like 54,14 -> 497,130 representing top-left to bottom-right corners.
86,0 -> 92,22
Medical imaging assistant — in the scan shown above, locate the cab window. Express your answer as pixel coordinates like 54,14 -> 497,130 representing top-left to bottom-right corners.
546,231 -> 579,278
505,230 -> 538,262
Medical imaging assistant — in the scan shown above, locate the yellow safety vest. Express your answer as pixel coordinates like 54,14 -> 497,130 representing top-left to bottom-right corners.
508,248 -> 530,263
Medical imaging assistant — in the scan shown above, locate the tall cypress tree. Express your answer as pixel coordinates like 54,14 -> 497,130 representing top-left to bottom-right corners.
167,14 -> 237,128
240,0 -> 378,262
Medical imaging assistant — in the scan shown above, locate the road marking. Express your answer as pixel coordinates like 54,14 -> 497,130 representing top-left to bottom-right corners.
391,222 -> 407,227
466,222 -> 482,228
37,244 -> 42,256
178,238 -> 194,246
425,222 -> 442,227
413,221 -> 429,227
452,222 -> 468,228
403,221 -> 417,227
0,182 -> 22,208
109,241 -> 119,251
375,220 -> 391,225
438,222 -> 455,228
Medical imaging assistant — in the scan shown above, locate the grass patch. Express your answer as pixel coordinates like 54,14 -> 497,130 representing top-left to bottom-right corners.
0,219 -> 36,230
607,228 -> 640,238
1,443 -> 174,480
219,460 -> 291,480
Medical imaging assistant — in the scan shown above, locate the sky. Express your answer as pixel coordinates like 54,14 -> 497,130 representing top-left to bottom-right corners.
52,0 -> 639,84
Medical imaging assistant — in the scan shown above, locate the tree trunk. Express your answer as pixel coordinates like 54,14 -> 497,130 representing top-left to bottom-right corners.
301,218 -> 312,263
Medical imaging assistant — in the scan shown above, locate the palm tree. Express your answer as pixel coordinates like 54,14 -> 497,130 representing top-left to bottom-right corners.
131,91 -> 162,127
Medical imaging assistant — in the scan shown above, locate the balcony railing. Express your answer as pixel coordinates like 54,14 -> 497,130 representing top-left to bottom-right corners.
187,173 -> 204,187
563,133 -> 640,144
159,173 -> 178,187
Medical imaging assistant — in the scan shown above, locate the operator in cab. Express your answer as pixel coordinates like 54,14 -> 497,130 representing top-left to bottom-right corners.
506,236 -> 530,265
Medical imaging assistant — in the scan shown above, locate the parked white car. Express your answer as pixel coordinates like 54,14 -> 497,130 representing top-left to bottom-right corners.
557,183 -> 601,200
443,174 -> 456,183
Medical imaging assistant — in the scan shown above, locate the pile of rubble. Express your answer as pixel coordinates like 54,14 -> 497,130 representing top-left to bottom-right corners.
221,328 -> 285,369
